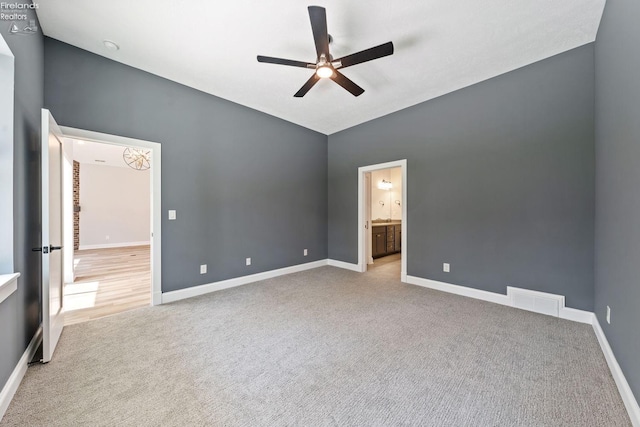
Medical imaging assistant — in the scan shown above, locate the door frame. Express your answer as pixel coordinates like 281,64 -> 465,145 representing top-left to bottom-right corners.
357,159 -> 407,281
364,172 -> 373,265
59,126 -> 163,306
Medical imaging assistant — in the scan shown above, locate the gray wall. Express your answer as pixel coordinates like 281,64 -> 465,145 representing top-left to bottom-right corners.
594,0 -> 640,399
328,45 -> 595,311
44,38 -> 328,292
0,1 -> 44,396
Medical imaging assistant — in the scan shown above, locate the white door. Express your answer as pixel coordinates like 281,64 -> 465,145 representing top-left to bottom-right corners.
365,172 -> 373,266
40,109 -> 65,363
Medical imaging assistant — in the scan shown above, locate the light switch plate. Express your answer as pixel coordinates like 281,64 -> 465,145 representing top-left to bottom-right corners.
443,263 -> 450,273
200,264 -> 207,274
246,257 -> 251,266
168,210 -> 176,220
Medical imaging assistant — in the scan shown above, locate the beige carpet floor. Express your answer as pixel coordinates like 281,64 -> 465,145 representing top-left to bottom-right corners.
1,261 -> 631,426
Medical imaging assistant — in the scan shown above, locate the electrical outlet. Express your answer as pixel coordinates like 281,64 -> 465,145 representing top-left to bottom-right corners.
200,264 -> 207,274
304,249 -> 308,256
105,235 -> 110,241
168,210 -> 176,220
606,306 -> 611,324
246,257 -> 251,266
443,263 -> 450,273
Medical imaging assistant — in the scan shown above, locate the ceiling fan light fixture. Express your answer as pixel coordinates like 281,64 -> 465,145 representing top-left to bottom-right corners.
257,6 -> 393,97
316,66 -> 334,79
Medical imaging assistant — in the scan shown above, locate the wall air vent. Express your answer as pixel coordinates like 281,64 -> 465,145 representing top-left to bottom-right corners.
506,287 -> 564,317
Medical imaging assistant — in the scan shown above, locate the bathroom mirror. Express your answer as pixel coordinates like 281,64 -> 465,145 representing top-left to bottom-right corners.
371,167 -> 402,222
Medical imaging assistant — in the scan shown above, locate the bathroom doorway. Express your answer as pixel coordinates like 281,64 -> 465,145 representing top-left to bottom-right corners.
358,159 -> 407,281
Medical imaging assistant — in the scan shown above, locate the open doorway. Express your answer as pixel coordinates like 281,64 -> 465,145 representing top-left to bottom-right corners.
58,127 -> 162,325
358,160 -> 407,281
368,167 -> 402,278
63,138 -> 151,324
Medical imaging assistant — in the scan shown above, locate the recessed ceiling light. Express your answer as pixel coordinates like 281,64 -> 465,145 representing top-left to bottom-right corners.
103,40 -> 119,51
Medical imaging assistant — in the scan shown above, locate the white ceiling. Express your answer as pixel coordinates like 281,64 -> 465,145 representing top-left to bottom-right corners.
70,138 -> 146,169
37,0 -> 604,135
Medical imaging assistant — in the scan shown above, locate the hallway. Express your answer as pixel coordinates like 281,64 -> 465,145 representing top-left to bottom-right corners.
64,245 -> 150,325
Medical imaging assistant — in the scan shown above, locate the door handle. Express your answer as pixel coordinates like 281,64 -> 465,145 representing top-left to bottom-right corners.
32,246 -> 49,253
49,245 -> 63,251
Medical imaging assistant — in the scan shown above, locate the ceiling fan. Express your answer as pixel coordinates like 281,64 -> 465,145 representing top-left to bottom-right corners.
257,6 -> 394,97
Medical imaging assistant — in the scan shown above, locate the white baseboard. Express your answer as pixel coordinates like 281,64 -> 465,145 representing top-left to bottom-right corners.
163,256 -> 384,304
327,259 -> 361,272
78,241 -> 150,250
0,326 -> 42,420
162,259 -> 328,304
152,291 -> 162,307
406,276 -> 594,324
406,276 -> 511,306
560,307 -> 595,324
592,317 -> 640,426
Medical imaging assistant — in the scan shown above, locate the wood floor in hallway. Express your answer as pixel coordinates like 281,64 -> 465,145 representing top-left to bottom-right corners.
64,245 -> 151,325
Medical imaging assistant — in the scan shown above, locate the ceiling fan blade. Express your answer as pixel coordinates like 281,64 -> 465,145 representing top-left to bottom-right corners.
308,6 -> 330,59
294,74 -> 321,97
330,70 -> 365,97
334,41 -> 394,69
257,56 -> 315,69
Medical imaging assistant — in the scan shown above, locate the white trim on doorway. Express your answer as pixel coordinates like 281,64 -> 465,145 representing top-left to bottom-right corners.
59,126 -> 163,306
358,159 -> 408,281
